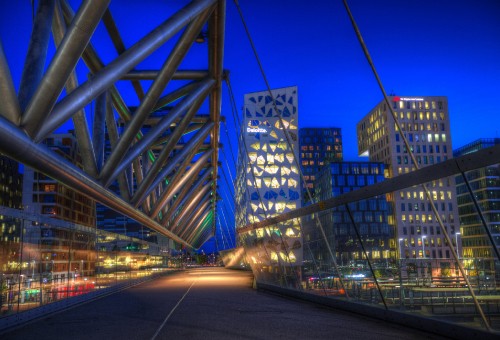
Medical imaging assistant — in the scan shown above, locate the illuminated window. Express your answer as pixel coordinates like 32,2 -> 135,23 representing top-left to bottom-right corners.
288,178 -> 298,187
271,177 -> 280,188
275,202 -> 286,212
274,154 -> 284,163
281,167 -> 291,176
250,142 -> 261,150
270,130 -> 278,139
265,165 -> 279,174
257,155 -> 266,164
248,152 -> 257,163
253,168 -> 263,176
277,142 -> 288,150
286,153 -> 294,163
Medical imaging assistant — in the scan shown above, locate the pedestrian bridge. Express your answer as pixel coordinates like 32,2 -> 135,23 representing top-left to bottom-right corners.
0,267 -> 485,339
0,1 -> 499,339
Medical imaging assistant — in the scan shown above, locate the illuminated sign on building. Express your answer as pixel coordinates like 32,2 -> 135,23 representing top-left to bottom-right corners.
393,96 -> 424,102
247,127 -> 268,133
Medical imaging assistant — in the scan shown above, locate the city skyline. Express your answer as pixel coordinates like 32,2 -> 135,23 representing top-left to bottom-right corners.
0,1 -> 499,253
1,1 -> 499,161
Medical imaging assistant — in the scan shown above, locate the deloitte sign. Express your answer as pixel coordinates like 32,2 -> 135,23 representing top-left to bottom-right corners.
247,127 -> 268,133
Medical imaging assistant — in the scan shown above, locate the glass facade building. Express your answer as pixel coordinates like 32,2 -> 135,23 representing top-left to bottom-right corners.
309,162 -> 392,267
454,138 -> 500,278
299,127 -> 342,202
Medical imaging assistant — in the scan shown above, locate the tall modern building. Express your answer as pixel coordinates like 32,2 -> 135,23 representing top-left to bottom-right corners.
454,138 -> 500,277
310,161 -> 392,268
22,132 -> 97,280
357,96 -> 460,265
0,156 -> 23,209
235,86 -> 303,277
22,132 -> 96,227
299,127 -> 343,202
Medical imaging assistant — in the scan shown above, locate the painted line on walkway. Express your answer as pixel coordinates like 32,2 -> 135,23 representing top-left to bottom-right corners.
150,279 -> 198,340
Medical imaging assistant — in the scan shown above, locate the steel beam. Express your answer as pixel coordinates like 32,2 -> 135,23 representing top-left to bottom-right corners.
0,39 -> 21,125
0,116 -> 191,247
17,0 -> 55,112
132,122 -> 214,208
22,0 -> 110,137
52,0 -> 98,177
150,150 -> 213,217
238,143 -> 500,234
34,0 -> 218,142
101,78 -> 215,186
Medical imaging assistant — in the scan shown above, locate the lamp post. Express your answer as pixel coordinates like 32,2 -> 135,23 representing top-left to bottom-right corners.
422,236 -> 427,258
455,232 -> 461,259
398,238 -> 404,307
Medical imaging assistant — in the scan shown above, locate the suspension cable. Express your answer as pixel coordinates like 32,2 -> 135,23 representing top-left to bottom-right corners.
233,0 -> 347,294
342,0 -> 489,329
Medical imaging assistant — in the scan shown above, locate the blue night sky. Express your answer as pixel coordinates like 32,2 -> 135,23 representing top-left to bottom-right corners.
1,1 -> 500,251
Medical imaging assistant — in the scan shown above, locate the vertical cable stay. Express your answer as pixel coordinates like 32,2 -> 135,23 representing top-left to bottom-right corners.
341,0 -> 489,329
233,0 -> 347,294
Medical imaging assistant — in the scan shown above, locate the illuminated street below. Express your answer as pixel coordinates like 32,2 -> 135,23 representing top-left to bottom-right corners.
3,267 -> 446,339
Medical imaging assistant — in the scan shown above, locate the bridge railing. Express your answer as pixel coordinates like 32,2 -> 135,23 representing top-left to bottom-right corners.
0,207 -> 179,325
237,143 -> 500,335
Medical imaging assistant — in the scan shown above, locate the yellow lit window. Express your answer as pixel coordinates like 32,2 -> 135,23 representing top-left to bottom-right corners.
250,142 -> 261,150
271,177 -> 280,188
274,154 -> 284,163
265,165 -> 279,174
270,130 -> 278,139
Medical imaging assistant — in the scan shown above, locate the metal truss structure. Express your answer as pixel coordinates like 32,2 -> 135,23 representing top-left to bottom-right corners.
0,0 -> 225,249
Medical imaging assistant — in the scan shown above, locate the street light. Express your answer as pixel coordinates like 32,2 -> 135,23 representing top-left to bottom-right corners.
455,232 -> 461,259
422,236 -> 427,258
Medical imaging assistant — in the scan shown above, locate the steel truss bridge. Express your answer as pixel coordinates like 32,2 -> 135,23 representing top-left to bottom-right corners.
0,0 -> 224,249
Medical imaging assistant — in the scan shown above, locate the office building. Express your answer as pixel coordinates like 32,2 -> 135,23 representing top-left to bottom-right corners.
22,132 -> 97,280
235,86 -> 302,277
357,96 -> 460,266
309,161 -> 392,268
299,127 -> 342,202
454,138 -> 500,278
